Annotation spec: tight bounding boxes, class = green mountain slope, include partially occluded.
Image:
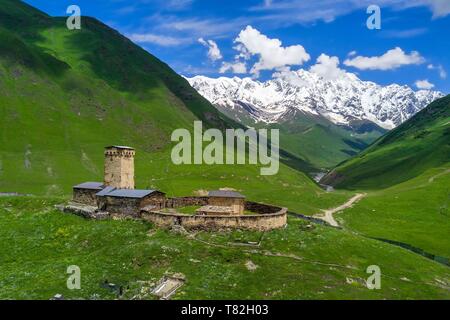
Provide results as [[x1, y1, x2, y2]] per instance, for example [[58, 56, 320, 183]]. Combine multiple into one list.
[[321, 95, 450, 189], [0, 0, 334, 213], [214, 102, 385, 170], [340, 166, 450, 258], [0, 0, 222, 192], [269, 114, 384, 170], [0, 0, 233, 128]]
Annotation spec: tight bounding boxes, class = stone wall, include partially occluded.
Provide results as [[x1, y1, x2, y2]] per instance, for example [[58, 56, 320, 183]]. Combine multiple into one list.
[[141, 193, 166, 210], [142, 209, 287, 231], [99, 193, 166, 217], [102, 196, 142, 217], [73, 189, 98, 206], [165, 197, 209, 208], [209, 197, 244, 215], [104, 147, 135, 189], [142, 197, 287, 231], [245, 201, 282, 214], [70, 194, 287, 231]]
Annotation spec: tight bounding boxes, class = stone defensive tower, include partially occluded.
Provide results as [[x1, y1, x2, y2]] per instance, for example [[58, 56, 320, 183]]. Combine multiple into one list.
[[104, 146, 135, 189]]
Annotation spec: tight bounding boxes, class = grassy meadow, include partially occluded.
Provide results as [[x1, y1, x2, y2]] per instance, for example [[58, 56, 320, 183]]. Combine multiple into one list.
[[339, 166, 450, 258], [1, 196, 449, 300]]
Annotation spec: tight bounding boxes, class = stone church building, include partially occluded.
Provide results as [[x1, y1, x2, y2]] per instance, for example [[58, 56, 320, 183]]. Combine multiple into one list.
[[70, 146, 287, 231], [73, 146, 165, 215]]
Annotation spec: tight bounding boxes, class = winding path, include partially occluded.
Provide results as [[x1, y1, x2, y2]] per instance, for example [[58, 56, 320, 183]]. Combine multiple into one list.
[[314, 193, 366, 227], [428, 168, 450, 183]]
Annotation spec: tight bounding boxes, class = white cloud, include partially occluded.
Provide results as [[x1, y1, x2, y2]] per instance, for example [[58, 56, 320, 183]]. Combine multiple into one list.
[[115, 6, 137, 15], [251, 0, 450, 24], [234, 25, 310, 76], [415, 79, 435, 89], [157, 16, 247, 38], [219, 61, 247, 74], [396, 0, 450, 18], [128, 33, 187, 46], [182, 64, 217, 76], [344, 47, 425, 70], [132, 1, 449, 50], [416, 0, 450, 18], [348, 51, 357, 57], [381, 28, 428, 38], [166, 0, 194, 10], [310, 54, 347, 81], [272, 67, 308, 87], [428, 64, 447, 79], [198, 38, 222, 61]]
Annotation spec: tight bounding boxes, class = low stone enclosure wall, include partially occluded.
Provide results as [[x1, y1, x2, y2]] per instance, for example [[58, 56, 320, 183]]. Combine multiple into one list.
[[165, 196, 209, 208], [142, 197, 287, 231]]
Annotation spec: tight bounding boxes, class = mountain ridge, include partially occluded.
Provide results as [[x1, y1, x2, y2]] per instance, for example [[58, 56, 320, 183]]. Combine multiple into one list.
[[320, 94, 450, 189], [186, 70, 443, 130], [187, 70, 442, 169]]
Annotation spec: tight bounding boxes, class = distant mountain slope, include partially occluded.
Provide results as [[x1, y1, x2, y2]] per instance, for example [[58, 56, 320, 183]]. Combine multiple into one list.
[[186, 73, 442, 169], [321, 95, 450, 189], [261, 112, 384, 170]]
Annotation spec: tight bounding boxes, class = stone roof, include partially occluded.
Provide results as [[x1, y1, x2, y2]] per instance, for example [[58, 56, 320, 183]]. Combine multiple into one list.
[[73, 182, 104, 190], [208, 190, 245, 199], [95, 186, 115, 197], [105, 145, 135, 150], [97, 188, 163, 199]]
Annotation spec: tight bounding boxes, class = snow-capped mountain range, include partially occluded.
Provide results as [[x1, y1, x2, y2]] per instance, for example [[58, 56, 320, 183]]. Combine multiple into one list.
[[186, 70, 443, 130]]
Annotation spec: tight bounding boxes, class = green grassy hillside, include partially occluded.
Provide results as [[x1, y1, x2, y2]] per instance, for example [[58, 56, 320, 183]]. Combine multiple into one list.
[[0, 0, 319, 204], [321, 95, 450, 189], [1, 196, 449, 300], [338, 166, 449, 258]]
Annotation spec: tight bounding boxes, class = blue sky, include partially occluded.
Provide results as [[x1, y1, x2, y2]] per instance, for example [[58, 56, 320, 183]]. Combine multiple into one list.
[[25, 0, 450, 93]]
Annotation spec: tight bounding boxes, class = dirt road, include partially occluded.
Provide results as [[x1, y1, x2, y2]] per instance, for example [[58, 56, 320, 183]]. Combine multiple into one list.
[[314, 193, 366, 227]]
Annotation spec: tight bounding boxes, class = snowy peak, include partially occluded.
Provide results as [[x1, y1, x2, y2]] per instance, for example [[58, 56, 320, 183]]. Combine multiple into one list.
[[186, 70, 443, 130]]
